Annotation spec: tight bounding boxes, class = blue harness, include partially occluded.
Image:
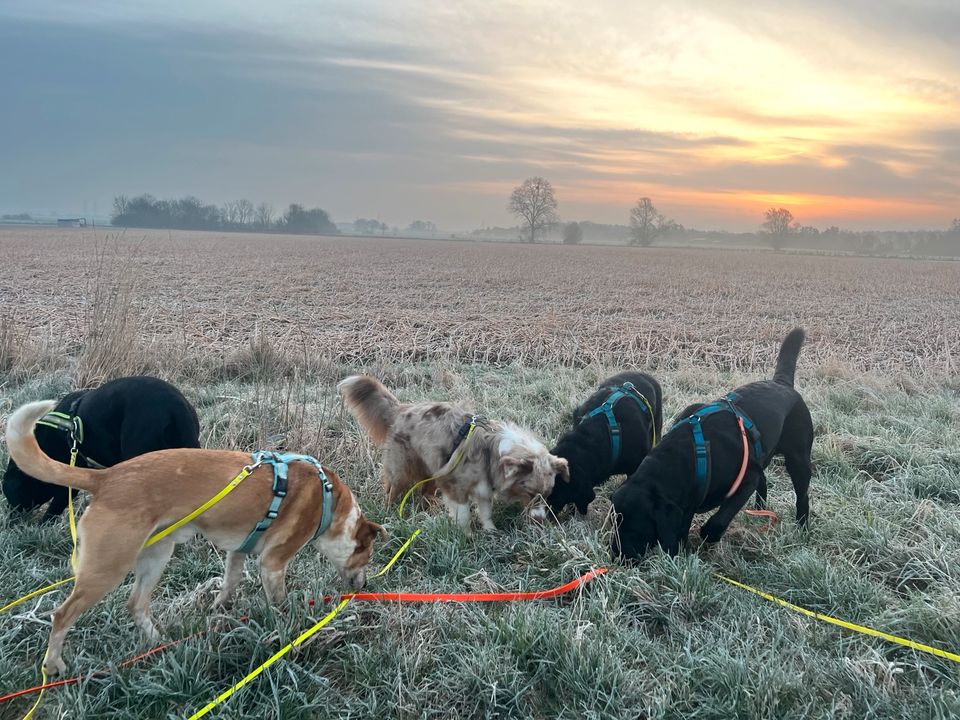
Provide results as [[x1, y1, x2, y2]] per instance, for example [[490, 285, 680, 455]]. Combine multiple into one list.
[[670, 392, 764, 491], [237, 451, 336, 554], [580, 382, 656, 465]]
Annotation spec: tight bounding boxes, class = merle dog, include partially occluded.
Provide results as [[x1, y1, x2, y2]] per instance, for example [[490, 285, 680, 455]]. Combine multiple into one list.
[[547, 372, 662, 516], [3, 376, 200, 521], [612, 329, 812, 559]]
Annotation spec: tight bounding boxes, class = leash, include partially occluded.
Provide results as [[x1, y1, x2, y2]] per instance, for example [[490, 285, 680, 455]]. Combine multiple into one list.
[[186, 528, 423, 720], [397, 416, 479, 516], [716, 574, 960, 664], [1, 566, 607, 708]]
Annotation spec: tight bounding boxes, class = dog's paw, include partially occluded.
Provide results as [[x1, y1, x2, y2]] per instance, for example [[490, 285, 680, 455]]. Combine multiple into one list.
[[43, 653, 67, 676]]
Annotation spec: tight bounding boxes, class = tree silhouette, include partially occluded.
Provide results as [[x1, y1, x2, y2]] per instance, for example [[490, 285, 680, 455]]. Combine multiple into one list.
[[629, 197, 676, 246], [760, 208, 798, 250], [509, 177, 559, 243]]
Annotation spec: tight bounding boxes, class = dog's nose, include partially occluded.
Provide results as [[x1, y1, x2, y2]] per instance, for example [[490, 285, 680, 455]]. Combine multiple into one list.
[[347, 569, 367, 591]]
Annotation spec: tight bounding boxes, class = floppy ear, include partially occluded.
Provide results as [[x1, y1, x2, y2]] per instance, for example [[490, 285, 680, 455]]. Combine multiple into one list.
[[499, 456, 533, 483], [653, 500, 685, 555], [550, 457, 570, 483]]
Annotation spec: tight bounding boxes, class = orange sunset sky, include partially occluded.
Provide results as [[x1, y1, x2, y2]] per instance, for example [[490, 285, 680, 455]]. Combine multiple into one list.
[[2, 0, 958, 230]]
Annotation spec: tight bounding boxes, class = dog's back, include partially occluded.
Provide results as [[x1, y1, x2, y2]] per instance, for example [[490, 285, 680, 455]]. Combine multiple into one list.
[[2, 376, 201, 518]]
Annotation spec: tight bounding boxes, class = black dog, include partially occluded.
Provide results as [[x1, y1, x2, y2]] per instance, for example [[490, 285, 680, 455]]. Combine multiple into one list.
[[3, 376, 200, 521], [612, 328, 812, 559], [547, 372, 663, 515]]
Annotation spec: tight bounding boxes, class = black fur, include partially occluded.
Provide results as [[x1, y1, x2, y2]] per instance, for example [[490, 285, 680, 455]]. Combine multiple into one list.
[[2, 376, 200, 521], [547, 371, 663, 515], [612, 329, 812, 559]]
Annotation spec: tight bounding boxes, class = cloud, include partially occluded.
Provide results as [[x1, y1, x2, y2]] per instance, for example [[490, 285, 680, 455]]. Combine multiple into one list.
[[1, 1, 958, 230]]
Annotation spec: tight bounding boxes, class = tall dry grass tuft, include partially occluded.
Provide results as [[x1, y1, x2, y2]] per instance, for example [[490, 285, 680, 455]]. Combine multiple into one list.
[[0, 313, 19, 373], [74, 235, 146, 388]]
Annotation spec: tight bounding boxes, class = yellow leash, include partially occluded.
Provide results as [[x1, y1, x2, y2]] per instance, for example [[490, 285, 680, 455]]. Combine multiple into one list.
[[2, 462, 262, 616], [187, 528, 422, 720], [716, 574, 960, 664], [397, 420, 478, 516]]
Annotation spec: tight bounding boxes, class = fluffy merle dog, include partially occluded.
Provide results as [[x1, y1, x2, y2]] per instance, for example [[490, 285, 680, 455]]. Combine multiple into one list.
[[612, 329, 812, 559], [3, 376, 200, 521], [547, 372, 662, 516]]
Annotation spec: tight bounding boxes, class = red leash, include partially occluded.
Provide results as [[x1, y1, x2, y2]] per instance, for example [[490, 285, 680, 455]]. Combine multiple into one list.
[[309, 567, 607, 605], [1, 569, 606, 705]]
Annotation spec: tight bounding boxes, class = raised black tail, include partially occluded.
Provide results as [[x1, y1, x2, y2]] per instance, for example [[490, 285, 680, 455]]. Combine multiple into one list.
[[773, 328, 806, 386]]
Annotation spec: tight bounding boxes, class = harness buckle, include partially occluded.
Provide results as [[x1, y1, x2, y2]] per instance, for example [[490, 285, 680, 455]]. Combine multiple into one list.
[[266, 509, 279, 520]]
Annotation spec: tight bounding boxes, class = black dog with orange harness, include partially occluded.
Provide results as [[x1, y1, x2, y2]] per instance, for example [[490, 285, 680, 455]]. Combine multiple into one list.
[[612, 329, 813, 559]]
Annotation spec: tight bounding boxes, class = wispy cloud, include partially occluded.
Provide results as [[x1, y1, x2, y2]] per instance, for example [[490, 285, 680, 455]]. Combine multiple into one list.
[[1, 0, 957, 229]]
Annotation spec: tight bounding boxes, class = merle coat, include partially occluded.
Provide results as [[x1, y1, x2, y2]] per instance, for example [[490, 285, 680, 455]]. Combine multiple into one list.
[[547, 371, 663, 515], [3, 376, 200, 521], [612, 329, 813, 559]]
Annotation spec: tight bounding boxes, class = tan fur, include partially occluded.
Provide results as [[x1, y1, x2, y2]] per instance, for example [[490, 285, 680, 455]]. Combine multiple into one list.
[[338, 375, 568, 533], [4, 400, 384, 676]]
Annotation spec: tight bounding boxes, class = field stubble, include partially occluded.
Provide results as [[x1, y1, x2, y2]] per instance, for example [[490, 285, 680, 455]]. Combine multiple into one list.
[[0, 227, 958, 719]]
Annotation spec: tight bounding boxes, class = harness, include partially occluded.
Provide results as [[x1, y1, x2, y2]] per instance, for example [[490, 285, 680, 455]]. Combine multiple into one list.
[[35, 408, 107, 469], [237, 451, 336, 553], [579, 382, 657, 465], [671, 392, 764, 497]]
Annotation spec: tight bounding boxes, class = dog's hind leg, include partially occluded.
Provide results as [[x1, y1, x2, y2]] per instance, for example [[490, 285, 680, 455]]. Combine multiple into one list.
[[779, 401, 814, 527], [754, 473, 768, 510], [127, 539, 176, 640], [44, 515, 144, 675], [699, 471, 761, 544], [214, 551, 247, 609]]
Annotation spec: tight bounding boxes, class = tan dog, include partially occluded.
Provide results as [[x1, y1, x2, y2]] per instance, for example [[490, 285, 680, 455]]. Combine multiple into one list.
[[338, 375, 569, 531], [5, 400, 384, 676]]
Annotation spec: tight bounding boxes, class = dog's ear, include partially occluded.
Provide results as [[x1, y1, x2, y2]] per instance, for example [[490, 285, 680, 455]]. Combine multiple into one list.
[[550, 456, 570, 483], [500, 456, 534, 483], [652, 499, 685, 555]]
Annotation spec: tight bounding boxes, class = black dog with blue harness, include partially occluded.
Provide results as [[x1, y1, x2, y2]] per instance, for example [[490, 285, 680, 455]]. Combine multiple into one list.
[[548, 371, 663, 515], [669, 392, 764, 492], [612, 328, 814, 560]]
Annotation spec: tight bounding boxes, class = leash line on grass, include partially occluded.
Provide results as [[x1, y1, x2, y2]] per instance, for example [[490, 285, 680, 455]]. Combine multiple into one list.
[[186, 528, 423, 719], [716, 573, 960, 664]]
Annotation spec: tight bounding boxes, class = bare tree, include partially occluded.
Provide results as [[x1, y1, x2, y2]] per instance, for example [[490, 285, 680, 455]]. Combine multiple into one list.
[[951, 218, 960, 233], [255, 202, 274, 230], [508, 176, 559, 243], [235, 198, 254, 226], [629, 197, 676, 247], [760, 208, 798, 250]]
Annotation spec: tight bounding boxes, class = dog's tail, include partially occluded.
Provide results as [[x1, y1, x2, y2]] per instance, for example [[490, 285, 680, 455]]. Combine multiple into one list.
[[338, 375, 401, 446], [773, 328, 806, 386], [5, 400, 102, 492]]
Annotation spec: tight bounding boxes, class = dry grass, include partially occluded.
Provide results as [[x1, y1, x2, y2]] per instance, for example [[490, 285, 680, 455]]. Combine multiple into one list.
[[0, 226, 958, 719], [0, 226, 957, 378]]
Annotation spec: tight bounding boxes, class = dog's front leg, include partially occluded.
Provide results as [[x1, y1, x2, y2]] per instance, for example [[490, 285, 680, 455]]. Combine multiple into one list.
[[442, 493, 473, 535], [259, 548, 290, 605], [127, 540, 176, 641], [699, 471, 761, 544], [213, 551, 247, 609]]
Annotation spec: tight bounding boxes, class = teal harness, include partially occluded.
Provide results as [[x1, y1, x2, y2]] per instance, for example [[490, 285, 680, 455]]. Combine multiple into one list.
[[671, 392, 764, 491], [36, 410, 107, 469], [237, 451, 336, 554], [580, 382, 655, 465]]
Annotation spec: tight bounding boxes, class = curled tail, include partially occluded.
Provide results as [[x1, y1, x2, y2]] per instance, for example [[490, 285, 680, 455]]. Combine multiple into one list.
[[5, 400, 102, 492], [773, 328, 806, 386], [338, 375, 401, 446]]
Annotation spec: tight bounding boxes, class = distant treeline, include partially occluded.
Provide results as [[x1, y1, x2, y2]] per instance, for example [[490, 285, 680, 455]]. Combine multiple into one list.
[[470, 221, 960, 257], [110, 195, 338, 235]]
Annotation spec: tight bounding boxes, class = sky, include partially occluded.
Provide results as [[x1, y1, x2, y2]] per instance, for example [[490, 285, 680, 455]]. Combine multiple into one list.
[[1, 0, 958, 231]]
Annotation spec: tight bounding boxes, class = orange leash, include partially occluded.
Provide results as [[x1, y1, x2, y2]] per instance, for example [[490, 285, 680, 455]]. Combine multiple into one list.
[[1, 568, 606, 706], [725, 416, 750, 498], [310, 567, 607, 605]]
